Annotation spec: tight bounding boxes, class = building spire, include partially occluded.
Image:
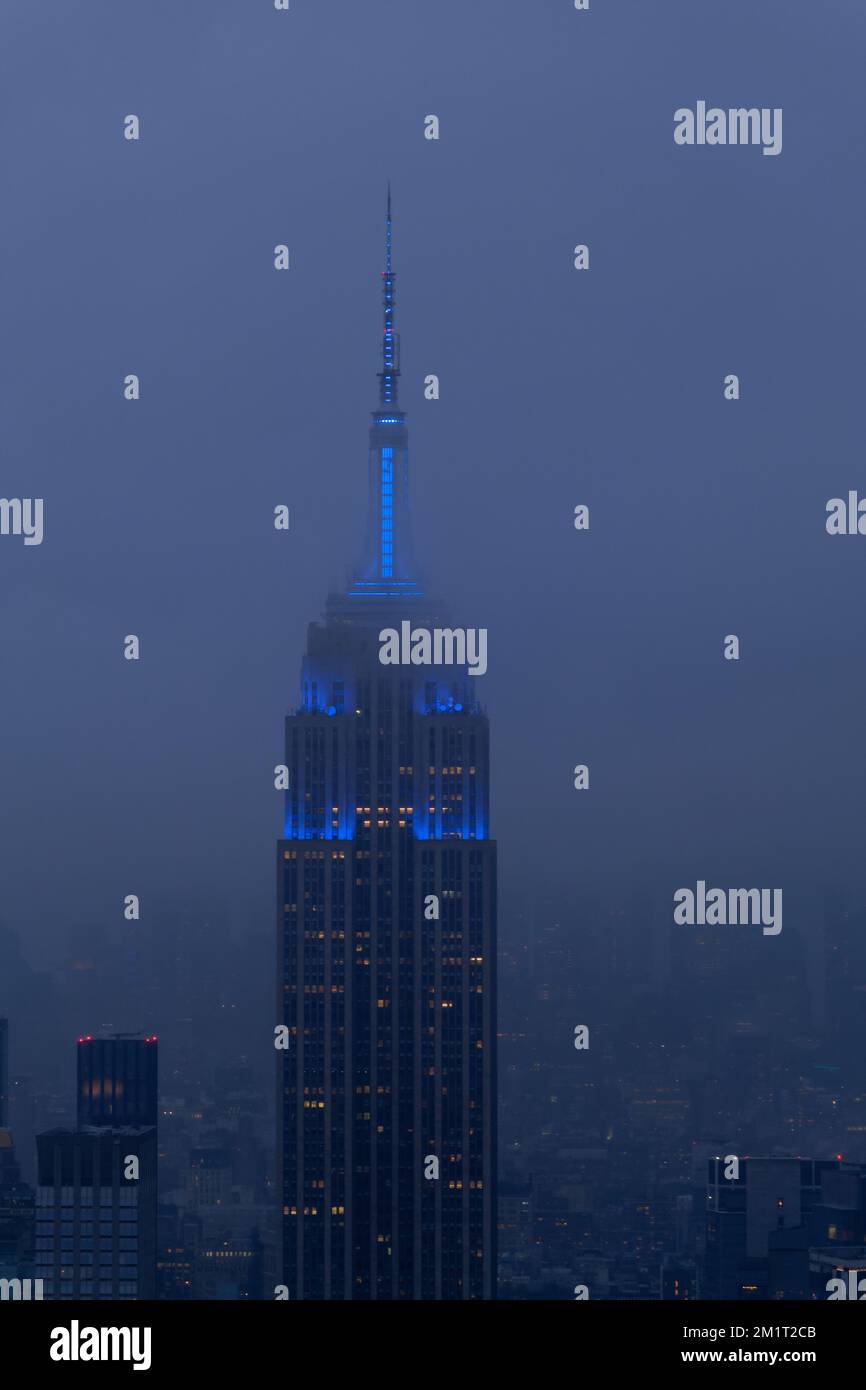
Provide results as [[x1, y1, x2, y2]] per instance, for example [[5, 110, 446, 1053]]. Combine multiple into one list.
[[337, 189, 424, 605], [379, 184, 400, 408]]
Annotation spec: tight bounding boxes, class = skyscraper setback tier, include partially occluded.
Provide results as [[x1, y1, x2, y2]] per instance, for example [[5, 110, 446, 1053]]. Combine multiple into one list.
[[277, 192, 496, 1299]]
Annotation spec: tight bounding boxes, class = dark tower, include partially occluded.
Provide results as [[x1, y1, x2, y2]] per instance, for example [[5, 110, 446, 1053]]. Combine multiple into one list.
[[77, 1035, 159, 1130], [277, 194, 497, 1299]]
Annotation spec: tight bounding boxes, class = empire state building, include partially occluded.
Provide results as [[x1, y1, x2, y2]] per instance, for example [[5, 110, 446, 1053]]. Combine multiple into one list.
[[276, 193, 497, 1299]]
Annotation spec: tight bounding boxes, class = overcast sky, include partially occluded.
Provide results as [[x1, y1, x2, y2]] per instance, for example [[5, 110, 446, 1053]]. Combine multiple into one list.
[[1, 0, 864, 975]]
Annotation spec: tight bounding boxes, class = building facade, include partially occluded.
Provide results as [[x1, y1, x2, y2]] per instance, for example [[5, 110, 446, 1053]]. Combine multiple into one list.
[[35, 1126, 157, 1300], [277, 195, 496, 1299]]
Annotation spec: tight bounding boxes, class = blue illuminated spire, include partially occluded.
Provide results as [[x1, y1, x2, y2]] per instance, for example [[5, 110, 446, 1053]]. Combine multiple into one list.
[[335, 188, 427, 608], [378, 184, 400, 408]]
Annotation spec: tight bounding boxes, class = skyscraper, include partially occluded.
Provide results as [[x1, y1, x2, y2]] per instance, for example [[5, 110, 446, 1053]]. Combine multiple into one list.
[[31, 1034, 159, 1300], [35, 1127, 157, 1300], [77, 1034, 158, 1130], [277, 193, 497, 1299]]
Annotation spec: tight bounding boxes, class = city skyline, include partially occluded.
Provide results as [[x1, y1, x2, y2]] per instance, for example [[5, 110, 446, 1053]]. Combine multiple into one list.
[[0, 0, 864, 1332]]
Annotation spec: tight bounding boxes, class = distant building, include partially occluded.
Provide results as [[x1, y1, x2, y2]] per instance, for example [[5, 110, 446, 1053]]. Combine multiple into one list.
[[705, 1156, 843, 1299], [0, 1128, 35, 1288], [0, 1019, 7, 1127], [188, 1147, 233, 1210], [660, 1255, 698, 1300], [156, 1202, 194, 1300]]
